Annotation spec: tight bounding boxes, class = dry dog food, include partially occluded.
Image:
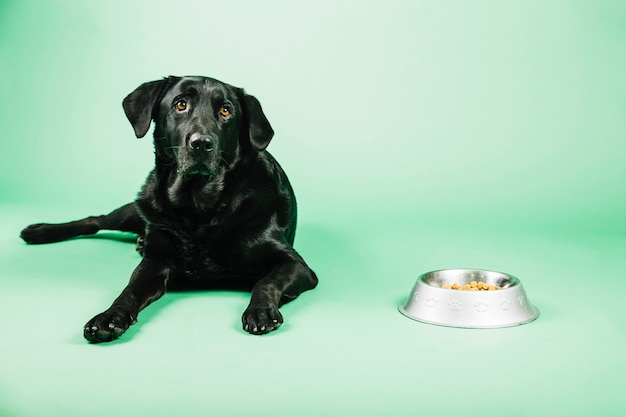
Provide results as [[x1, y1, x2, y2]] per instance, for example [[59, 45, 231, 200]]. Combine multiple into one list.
[[442, 281, 500, 291]]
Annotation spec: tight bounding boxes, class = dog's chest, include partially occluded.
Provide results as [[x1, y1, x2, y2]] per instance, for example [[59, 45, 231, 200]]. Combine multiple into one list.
[[174, 224, 241, 279]]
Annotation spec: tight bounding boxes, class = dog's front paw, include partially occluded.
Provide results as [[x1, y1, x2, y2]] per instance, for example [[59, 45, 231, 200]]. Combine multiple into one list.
[[84, 308, 135, 343], [242, 303, 283, 335]]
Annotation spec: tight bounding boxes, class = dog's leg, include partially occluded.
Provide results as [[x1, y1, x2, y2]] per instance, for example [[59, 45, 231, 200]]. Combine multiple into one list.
[[20, 202, 144, 244], [83, 257, 171, 343], [242, 260, 318, 335], [83, 227, 175, 343]]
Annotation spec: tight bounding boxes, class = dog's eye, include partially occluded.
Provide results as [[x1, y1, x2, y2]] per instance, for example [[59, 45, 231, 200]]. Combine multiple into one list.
[[175, 100, 188, 112], [219, 106, 231, 118]]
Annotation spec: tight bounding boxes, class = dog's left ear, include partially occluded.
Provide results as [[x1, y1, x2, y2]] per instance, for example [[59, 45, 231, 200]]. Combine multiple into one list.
[[122, 77, 175, 138], [241, 93, 274, 151]]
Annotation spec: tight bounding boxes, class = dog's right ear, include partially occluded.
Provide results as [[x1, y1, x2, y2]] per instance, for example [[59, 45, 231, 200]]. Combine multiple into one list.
[[122, 78, 173, 138]]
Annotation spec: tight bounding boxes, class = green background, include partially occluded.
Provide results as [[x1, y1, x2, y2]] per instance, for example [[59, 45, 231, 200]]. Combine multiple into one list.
[[1, 1, 625, 416]]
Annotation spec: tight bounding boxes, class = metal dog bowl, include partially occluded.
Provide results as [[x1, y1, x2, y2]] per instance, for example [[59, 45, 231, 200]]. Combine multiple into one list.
[[399, 269, 539, 328]]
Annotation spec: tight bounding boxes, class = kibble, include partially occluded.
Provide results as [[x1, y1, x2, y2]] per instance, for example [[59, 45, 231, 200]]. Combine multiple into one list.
[[441, 281, 499, 291]]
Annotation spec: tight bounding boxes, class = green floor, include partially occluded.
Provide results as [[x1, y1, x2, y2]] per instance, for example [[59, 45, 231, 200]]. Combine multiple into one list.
[[2, 1, 626, 415], [1, 206, 625, 416]]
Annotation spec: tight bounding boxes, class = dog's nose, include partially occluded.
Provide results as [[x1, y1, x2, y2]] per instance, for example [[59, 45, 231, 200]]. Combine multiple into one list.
[[189, 134, 214, 151]]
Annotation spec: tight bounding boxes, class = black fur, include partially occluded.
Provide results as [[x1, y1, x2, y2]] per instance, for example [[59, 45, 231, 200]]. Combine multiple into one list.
[[20, 76, 318, 343]]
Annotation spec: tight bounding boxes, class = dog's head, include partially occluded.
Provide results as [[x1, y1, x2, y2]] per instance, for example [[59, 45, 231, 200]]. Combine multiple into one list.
[[122, 76, 274, 180]]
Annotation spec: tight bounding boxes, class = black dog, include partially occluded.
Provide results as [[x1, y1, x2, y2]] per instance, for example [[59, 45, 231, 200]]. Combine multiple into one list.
[[20, 76, 318, 343]]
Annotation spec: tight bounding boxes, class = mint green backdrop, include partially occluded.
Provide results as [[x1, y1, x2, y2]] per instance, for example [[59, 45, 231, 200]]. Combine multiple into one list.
[[1, 1, 625, 416]]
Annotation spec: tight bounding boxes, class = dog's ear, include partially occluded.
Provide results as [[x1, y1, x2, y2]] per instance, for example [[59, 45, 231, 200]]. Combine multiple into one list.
[[122, 78, 172, 138], [241, 93, 274, 151]]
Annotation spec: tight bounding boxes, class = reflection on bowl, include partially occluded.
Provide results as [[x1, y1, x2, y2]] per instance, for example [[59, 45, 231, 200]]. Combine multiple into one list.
[[399, 269, 539, 328]]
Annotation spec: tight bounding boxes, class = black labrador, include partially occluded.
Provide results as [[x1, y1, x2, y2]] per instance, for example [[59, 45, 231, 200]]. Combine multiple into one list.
[[20, 76, 318, 343]]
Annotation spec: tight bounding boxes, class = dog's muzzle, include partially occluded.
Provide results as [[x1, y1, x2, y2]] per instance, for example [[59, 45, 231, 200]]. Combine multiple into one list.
[[177, 133, 220, 178]]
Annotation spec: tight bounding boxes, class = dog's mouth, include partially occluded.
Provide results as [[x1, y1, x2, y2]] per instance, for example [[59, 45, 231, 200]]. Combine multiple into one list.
[[177, 161, 219, 179], [176, 145, 226, 180]]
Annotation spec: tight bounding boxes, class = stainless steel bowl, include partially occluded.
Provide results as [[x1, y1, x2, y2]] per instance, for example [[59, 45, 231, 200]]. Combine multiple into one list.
[[399, 269, 539, 328]]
